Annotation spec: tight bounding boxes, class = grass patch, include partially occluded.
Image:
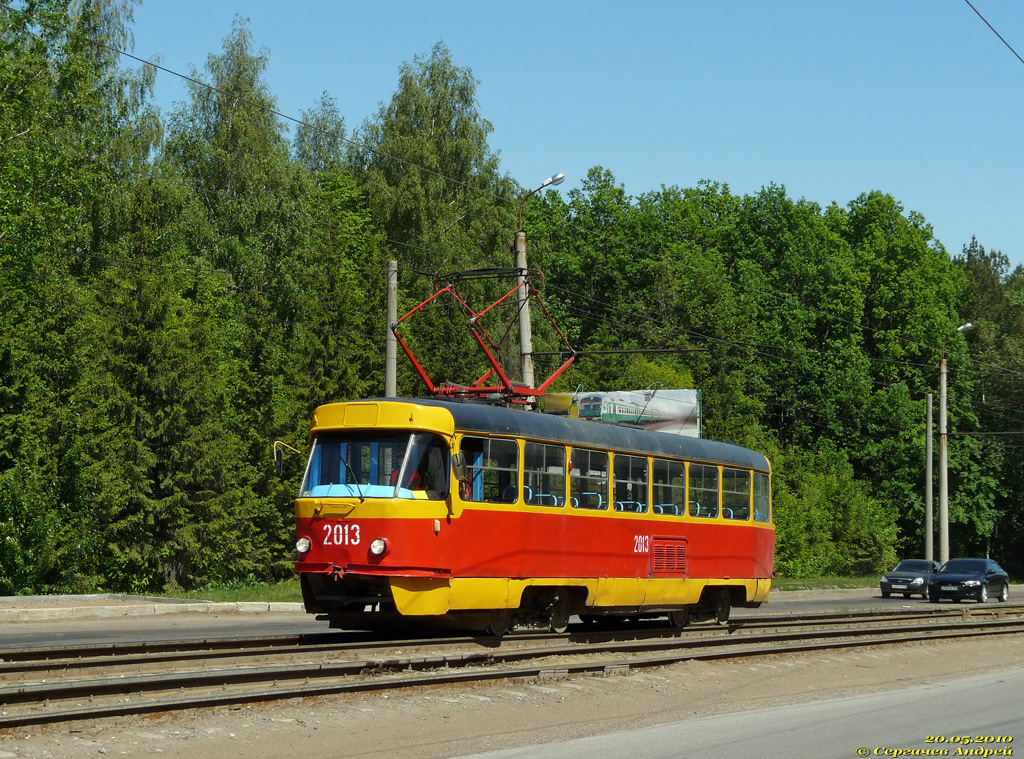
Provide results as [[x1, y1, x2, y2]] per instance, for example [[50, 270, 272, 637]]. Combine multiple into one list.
[[773, 576, 877, 591], [168, 578, 303, 603]]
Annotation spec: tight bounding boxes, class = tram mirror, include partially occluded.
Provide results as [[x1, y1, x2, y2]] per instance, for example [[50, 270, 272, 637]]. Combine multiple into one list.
[[452, 452, 468, 482]]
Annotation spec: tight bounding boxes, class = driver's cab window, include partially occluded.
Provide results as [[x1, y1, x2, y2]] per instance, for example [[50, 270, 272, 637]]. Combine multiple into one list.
[[302, 431, 449, 500], [400, 434, 450, 500]]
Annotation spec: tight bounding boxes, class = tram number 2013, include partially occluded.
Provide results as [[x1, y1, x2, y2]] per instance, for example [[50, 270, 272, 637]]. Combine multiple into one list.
[[322, 523, 360, 546], [633, 535, 650, 554]]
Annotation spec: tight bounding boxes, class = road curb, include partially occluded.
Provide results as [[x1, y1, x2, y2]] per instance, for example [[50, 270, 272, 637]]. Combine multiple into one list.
[[0, 597, 306, 623]]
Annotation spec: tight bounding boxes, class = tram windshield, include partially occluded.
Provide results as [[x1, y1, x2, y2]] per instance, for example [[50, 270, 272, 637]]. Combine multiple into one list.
[[301, 431, 449, 500]]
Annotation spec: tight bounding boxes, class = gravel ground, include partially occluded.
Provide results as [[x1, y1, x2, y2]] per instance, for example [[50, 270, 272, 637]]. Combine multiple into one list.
[[3, 629, 1023, 759]]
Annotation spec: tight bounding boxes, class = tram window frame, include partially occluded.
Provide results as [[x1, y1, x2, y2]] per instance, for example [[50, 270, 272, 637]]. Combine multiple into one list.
[[753, 472, 771, 522], [688, 463, 719, 518], [613, 454, 648, 513], [651, 458, 686, 517], [569, 448, 609, 510], [524, 442, 566, 507], [459, 436, 519, 504], [722, 467, 751, 521]]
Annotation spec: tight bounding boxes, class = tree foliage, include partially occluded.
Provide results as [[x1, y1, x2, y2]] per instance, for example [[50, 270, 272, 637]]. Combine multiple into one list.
[[2, 13, 1022, 593]]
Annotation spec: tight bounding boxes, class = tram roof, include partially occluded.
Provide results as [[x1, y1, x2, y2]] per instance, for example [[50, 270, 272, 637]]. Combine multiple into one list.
[[387, 398, 770, 472]]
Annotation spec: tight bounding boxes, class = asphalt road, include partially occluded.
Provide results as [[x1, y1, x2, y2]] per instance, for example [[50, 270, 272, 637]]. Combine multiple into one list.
[[451, 666, 1024, 759], [0, 585, 1012, 649]]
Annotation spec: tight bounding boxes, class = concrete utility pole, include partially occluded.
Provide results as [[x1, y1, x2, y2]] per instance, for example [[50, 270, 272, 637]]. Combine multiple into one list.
[[939, 322, 973, 564], [386, 260, 398, 397], [925, 393, 933, 562], [939, 357, 949, 564], [515, 173, 564, 389], [513, 230, 535, 389]]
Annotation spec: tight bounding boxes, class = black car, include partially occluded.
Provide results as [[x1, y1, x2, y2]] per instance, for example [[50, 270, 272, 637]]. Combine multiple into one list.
[[927, 558, 1010, 603], [880, 559, 940, 599]]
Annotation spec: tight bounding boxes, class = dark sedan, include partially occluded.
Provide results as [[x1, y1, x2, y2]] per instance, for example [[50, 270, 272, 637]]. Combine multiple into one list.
[[927, 558, 1010, 603], [880, 559, 940, 598]]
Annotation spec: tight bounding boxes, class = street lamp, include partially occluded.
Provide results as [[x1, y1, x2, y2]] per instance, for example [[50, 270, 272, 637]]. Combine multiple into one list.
[[939, 321, 973, 564], [514, 173, 565, 389], [518, 173, 564, 232]]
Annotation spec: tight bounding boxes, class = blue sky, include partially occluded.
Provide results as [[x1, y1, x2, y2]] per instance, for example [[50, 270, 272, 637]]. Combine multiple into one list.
[[129, 0, 1024, 269]]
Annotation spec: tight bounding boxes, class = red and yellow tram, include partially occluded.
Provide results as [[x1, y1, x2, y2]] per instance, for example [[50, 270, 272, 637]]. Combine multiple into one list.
[[293, 397, 774, 634]]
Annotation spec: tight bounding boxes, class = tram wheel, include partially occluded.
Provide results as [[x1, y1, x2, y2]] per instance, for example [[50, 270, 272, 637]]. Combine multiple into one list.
[[547, 588, 571, 634], [712, 590, 731, 625], [487, 608, 513, 637], [668, 607, 690, 630]]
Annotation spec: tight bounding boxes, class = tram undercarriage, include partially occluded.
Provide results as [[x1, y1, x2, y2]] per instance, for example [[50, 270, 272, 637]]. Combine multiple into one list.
[[301, 572, 763, 636]]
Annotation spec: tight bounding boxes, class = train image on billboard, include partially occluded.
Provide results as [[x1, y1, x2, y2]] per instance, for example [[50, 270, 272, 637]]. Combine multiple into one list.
[[575, 389, 701, 436]]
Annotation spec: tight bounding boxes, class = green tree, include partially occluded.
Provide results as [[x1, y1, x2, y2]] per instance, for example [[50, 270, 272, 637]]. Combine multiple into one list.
[[1, 0, 153, 592], [349, 41, 515, 271], [348, 42, 519, 394], [156, 16, 305, 587]]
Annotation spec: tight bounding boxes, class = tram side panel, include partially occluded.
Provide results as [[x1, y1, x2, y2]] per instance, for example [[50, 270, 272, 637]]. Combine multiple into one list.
[[443, 503, 774, 579], [296, 494, 773, 616]]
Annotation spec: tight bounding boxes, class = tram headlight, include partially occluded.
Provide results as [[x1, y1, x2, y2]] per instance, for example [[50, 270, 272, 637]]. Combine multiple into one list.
[[295, 536, 312, 554], [369, 538, 388, 556]]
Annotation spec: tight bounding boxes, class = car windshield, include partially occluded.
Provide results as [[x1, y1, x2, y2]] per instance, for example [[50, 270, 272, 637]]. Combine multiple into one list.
[[939, 559, 986, 574], [893, 561, 933, 573]]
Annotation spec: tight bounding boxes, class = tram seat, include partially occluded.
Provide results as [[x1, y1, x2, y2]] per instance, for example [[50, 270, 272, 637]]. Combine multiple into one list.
[[578, 492, 604, 509], [502, 485, 527, 502], [654, 503, 678, 515], [691, 504, 718, 518], [754, 509, 767, 521], [723, 508, 733, 519], [532, 492, 558, 506], [614, 501, 643, 513]]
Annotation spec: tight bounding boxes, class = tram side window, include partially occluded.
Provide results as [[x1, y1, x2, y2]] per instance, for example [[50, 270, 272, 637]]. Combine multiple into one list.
[[613, 454, 648, 513], [688, 463, 719, 518], [722, 468, 751, 520], [460, 436, 519, 503], [651, 459, 686, 517], [570, 448, 609, 510], [753, 472, 771, 522], [524, 442, 566, 507]]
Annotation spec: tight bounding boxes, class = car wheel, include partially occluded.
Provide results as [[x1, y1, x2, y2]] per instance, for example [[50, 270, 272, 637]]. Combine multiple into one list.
[[929, 593, 940, 603], [999, 583, 1009, 603], [903, 592, 912, 598], [881, 591, 890, 598], [979, 585, 988, 604]]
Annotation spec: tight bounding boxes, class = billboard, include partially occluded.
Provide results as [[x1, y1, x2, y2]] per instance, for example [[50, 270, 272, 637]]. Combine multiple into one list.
[[546, 389, 702, 437]]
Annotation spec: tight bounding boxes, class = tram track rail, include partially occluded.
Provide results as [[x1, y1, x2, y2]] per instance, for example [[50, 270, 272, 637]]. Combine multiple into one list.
[[2, 604, 1023, 731]]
